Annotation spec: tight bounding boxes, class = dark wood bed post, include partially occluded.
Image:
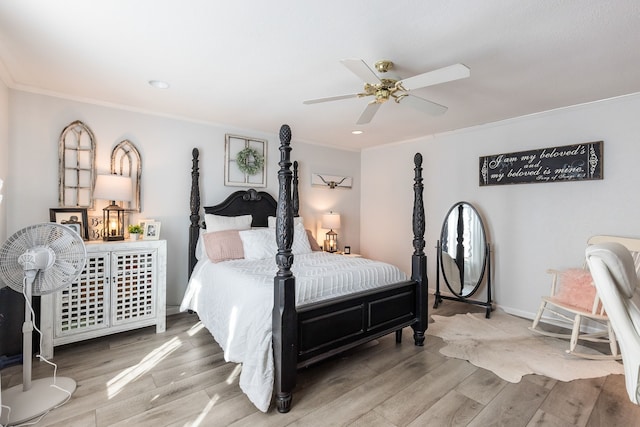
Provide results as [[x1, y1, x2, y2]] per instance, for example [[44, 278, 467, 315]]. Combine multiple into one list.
[[411, 153, 428, 346], [292, 160, 299, 216], [188, 148, 201, 278], [455, 203, 465, 295], [273, 124, 297, 413]]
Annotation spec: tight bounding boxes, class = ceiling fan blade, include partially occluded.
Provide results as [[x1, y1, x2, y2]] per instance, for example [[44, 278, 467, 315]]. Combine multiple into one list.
[[356, 102, 381, 125], [398, 94, 448, 116], [340, 59, 381, 83], [303, 93, 360, 104], [399, 63, 470, 91]]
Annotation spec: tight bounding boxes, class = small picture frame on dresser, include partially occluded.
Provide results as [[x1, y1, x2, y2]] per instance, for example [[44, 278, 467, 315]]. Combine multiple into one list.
[[50, 207, 89, 240], [143, 221, 161, 240], [344, 246, 351, 254]]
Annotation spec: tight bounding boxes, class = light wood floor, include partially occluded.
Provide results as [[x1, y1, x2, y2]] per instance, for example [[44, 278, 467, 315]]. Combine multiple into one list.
[[3, 297, 640, 427]]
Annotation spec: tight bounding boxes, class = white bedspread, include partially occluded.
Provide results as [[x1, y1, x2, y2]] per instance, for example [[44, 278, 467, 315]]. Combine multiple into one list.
[[179, 251, 408, 412]]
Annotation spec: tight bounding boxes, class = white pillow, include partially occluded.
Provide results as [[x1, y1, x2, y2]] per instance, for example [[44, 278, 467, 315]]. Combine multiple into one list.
[[291, 222, 312, 255], [267, 216, 304, 228], [239, 223, 312, 259], [205, 214, 252, 232], [239, 228, 276, 260]]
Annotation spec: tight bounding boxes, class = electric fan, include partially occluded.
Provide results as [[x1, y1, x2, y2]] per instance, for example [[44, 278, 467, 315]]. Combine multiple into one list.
[[0, 223, 86, 426]]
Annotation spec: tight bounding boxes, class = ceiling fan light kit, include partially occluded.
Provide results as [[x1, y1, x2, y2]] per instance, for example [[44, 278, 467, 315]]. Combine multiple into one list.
[[374, 60, 394, 73], [304, 58, 470, 124]]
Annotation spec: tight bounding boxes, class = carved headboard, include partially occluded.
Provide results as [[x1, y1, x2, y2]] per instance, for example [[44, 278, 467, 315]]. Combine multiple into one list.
[[187, 147, 299, 277], [203, 188, 277, 228]]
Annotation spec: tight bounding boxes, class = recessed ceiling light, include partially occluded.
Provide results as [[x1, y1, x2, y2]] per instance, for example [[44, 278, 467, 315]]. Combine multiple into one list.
[[148, 80, 170, 89], [351, 130, 363, 135]]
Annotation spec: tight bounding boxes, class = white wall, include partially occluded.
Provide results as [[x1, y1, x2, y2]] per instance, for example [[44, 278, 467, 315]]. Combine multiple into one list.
[[6, 91, 360, 307], [293, 143, 361, 253], [362, 93, 640, 318], [0, 79, 8, 243]]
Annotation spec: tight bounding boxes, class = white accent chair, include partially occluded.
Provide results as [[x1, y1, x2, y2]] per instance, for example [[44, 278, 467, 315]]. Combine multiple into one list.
[[586, 242, 640, 405]]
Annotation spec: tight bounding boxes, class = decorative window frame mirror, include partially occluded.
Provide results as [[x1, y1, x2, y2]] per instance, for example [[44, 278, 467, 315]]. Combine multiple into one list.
[[111, 140, 142, 212], [58, 120, 96, 208]]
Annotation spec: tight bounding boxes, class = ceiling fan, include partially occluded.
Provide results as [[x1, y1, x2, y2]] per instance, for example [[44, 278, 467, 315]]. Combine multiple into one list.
[[303, 59, 470, 125]]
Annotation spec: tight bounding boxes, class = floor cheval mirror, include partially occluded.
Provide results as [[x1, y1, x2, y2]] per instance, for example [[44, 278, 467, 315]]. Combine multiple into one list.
[[433, 201, 493, 318]]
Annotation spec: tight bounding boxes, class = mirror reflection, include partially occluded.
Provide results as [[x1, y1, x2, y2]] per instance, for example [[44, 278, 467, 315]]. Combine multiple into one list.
[[440, 202, 487, 297]]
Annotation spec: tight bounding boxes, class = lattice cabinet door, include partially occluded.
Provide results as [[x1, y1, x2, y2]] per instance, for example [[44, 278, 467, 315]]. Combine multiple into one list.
[[111, 248, 157, 326], [40, 240, 166, 359], [55, 251, 110, 337]]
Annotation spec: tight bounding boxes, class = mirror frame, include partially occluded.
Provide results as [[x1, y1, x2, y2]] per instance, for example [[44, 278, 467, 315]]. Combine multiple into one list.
[[438, 201, 488, 298]]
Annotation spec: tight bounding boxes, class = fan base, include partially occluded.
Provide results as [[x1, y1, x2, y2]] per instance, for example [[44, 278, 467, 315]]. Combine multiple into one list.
[[0, 376, 76, 426]]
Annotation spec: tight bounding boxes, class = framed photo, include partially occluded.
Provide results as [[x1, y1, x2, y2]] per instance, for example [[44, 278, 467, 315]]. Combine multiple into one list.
[[224, 134, 267, 188], [138, 218, 155, 232], [50, 208, 89, 240], [143, 221, 161, 240]]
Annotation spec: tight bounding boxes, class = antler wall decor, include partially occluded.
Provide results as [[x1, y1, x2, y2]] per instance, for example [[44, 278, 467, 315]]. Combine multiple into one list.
[[311, 173, 353, 189]]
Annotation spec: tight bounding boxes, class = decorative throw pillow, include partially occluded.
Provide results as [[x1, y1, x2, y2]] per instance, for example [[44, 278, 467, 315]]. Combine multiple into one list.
[[205, 214, 252, 232], [202, 230, 244, 263], [306, 229, 322, 251], [554, 268, 599, 312]]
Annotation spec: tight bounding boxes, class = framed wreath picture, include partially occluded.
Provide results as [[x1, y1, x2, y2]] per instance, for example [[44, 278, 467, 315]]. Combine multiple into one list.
[[224, 134, 267, 187]]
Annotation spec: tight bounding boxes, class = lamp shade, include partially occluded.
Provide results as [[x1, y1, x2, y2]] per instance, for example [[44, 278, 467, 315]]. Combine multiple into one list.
[[322, 212, 341, 230], [94, 174, 133, 202]]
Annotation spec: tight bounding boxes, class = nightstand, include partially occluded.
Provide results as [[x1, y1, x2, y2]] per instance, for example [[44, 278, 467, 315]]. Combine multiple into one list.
[[40, 239, 167, 358], [339, 252, 362, 258]]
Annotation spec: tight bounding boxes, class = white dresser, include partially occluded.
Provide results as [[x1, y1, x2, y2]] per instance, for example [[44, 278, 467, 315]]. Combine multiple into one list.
[[40, 239, 167, 359]]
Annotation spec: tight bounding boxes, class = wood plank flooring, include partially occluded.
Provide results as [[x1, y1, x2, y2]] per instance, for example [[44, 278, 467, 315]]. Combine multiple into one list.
[[2, 297, 640, 426]]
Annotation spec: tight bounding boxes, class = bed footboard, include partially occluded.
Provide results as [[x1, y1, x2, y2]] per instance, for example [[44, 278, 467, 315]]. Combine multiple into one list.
[[297, 280, 419, 366], [272, 136, 427, 413]]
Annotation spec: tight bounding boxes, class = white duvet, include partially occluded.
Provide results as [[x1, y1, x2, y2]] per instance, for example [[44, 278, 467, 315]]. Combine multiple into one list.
[[179, 251, 407, 412]]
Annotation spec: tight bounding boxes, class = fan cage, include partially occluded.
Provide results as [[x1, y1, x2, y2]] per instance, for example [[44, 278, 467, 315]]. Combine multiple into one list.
[[0, 223, 86, 295]]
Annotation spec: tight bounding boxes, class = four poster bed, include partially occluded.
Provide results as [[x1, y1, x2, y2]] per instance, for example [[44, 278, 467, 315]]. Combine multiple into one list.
[[181, 124, 428, 413]]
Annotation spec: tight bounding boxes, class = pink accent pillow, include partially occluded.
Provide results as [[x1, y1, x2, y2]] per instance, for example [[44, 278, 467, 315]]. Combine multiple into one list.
[[553, 268, 600, 312], [306, 229, 322, 251], [203, 230, 244, 263]]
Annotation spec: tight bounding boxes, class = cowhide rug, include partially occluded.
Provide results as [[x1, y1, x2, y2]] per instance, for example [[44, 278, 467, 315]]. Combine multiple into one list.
[[426, 310, 624, 383]]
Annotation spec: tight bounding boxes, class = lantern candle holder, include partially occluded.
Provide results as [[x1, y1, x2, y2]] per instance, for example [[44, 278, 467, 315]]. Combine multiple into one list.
[[321, 211, 341, 253], [94, 174, 132, 241]]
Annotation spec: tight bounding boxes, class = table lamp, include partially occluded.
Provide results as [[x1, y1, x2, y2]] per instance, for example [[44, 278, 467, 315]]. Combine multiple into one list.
[[94, 174, 132, 241]]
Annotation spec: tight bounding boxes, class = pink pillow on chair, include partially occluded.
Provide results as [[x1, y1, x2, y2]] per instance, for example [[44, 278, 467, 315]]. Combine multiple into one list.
[[553, 268, 600, 312]]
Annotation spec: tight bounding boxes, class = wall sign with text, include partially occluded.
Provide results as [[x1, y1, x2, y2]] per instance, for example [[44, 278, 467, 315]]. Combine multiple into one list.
[[479, 141, 603, 186]]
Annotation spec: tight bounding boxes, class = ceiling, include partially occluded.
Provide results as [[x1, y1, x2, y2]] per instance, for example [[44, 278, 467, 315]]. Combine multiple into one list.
[[1, 1, 639, 151]]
